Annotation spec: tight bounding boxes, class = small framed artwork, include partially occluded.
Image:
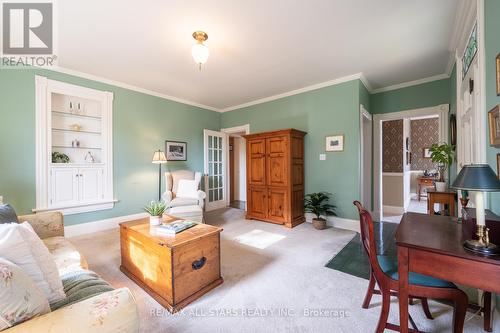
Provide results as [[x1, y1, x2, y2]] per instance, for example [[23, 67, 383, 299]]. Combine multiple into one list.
[[488, 105, 500, 147], [496, 53, 500, 96], [423, 148, 432, 158], [325, 134, 344, 152], [165, 140, 187, 161]]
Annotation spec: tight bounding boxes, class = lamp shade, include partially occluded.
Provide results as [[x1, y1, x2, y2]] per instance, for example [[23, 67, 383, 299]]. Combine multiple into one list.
[[451, 164, 500, 191], [152, 150, 167, 164]]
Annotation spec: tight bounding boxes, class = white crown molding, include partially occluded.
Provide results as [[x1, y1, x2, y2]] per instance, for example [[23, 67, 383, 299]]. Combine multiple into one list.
[[48, 66, 221, 112], [371, 73, 450, 94], [219, 73, 366, 112], [359, 73, 373, 92]]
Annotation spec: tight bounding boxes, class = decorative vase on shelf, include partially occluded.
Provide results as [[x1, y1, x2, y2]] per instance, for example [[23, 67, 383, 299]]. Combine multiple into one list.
[[149, 215, 161, 226]]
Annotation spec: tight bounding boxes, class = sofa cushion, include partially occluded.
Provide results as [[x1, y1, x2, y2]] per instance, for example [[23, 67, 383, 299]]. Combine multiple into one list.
[[0, 204, 18, 224], [0, 257, 50, 331], [50, 270, 114, 311], [169, 197, 199, 207], [43, 237, 89, 275], [0, 223, 66, 303]]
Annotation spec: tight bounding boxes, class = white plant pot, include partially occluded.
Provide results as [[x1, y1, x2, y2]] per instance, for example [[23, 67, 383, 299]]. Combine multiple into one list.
[[435, 181, 447, 192], [149, 215, 161, 226]]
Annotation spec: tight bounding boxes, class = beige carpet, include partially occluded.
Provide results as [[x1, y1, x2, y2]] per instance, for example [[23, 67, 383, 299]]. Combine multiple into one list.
[[70, 208, 487, 333]]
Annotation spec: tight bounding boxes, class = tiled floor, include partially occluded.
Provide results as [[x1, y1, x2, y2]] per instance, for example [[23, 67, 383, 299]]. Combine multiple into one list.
[[229, 200, 245, 210], [382, 198, 427, 223]]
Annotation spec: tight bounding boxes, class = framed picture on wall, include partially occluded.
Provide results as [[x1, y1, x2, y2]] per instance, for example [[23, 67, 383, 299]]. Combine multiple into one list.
[[423, 148, 432, 158], [488, 105, 500, 147], [165, 140, 187, 161], [325, 134, 344, 152]]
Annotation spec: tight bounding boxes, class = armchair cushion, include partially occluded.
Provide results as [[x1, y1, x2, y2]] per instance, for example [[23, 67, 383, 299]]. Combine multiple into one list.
[[169, 197, 199, 208], [176, 179, 199, 199]]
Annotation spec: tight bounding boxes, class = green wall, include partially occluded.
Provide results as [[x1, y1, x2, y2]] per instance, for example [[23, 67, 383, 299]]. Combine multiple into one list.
[[371, 78, 451, 114], [0, 68, 220, 226], [221, 80, 364, 220], [485, 0, 500, 215]]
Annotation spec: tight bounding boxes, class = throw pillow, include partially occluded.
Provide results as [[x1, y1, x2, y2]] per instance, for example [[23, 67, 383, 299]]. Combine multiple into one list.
[[0, 204, 18, 224], [0, 223, 66, 303], [0, 257, 50, 331], [176, 179, 198, 199]]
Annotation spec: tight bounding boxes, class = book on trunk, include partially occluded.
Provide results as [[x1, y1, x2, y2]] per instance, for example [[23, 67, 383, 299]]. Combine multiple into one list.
[[156, 220, 197, 235]]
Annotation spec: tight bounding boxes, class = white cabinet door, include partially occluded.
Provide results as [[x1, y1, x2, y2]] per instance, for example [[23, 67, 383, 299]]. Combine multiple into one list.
[[79, 168, 103, 203], [51, 168, 79, 207]]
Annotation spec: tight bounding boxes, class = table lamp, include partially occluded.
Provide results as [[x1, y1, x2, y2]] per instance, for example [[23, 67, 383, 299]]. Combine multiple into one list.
[[451, 164, 500, 255], [152, 150, 167, 201]]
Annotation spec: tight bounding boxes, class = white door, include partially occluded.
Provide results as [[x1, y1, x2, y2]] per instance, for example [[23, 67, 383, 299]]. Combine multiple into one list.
[[50, 168, 79, 207], [79, 168, 103, 203], [204, 129, 227, 211], [360, 106, 372, 210]]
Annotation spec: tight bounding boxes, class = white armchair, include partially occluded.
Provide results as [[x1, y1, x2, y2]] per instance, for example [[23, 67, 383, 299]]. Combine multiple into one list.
[[162, 170, 206, 209]]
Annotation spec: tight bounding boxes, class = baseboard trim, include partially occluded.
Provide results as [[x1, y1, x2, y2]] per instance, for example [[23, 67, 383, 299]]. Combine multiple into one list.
[[305, 213, 359, 233], [383, 205, 405, 215], [65, 212, 148, 238]]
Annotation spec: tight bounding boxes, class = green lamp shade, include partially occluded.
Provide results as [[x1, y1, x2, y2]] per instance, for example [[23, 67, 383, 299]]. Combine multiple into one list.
[[451, 164, 500, 191]]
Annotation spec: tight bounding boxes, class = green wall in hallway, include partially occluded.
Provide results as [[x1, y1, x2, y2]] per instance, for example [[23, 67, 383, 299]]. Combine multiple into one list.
[[370, 78, 451, 114], [221, 80, 364, 220], [0, 68, 220, 226], [485, 0, 500, 215]]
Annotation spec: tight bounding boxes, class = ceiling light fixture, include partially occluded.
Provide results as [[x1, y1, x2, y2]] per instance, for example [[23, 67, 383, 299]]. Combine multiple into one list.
[[192, 31, 209, 70]]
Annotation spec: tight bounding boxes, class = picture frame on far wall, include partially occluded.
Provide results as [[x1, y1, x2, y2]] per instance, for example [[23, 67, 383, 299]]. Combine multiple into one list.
[[325, 134, 344, 152], [497, 154, 500, 180], [165, 140, 187, 161], [488, 105, 500, 147], [423, 148, 432, 158]]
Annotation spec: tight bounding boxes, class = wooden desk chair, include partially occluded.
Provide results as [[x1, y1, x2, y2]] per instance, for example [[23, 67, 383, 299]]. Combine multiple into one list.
[[353, 201, 468, 333]]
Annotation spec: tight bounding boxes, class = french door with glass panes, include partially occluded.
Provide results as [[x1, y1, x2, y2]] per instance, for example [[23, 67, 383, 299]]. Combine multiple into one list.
[[203, 130, 227, 211]]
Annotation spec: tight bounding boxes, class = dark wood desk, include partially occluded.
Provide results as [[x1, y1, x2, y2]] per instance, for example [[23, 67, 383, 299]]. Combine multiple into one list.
[[396, 213, 500, 333]]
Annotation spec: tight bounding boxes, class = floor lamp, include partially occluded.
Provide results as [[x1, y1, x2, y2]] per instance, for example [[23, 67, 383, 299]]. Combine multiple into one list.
[[152, 150, 167, 201]]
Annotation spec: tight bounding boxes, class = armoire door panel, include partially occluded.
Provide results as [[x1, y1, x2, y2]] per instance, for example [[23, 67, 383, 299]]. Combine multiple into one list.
[[248, 139, 266, 186], [267, 188, 287, 224], [247, 187, 267, 220], [291, 189, 304, 220], [266, 136, 288, 187]]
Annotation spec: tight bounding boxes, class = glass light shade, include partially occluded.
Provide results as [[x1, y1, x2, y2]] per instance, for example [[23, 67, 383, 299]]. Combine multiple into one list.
[[192, 42, 209, 65], [152, 150, 167, 164]]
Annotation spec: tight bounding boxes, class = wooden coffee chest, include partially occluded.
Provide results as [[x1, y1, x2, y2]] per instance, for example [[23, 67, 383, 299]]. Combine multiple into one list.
[[119, 216, 223, 313]]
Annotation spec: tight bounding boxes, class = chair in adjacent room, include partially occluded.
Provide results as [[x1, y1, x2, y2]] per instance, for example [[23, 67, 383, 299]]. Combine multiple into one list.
[[353, 201, 468, 333]]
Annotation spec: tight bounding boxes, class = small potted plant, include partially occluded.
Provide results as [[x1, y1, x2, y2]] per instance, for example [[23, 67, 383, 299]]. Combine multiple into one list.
[[304, 192, 337, 230], [144, 201, 166, 226], [429, 143, 455, 192]]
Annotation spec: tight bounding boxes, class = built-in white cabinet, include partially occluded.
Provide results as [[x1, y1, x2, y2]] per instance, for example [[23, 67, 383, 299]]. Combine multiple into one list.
[[35, 76, 114, 215]]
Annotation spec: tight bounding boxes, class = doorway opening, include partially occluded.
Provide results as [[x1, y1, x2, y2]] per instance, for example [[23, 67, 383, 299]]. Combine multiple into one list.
[[222, 124, 250, 211], [373, 105, 449, 222]]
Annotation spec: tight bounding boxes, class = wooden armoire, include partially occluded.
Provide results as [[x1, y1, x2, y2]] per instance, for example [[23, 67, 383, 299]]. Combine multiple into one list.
[[243, 129, 306, 228]]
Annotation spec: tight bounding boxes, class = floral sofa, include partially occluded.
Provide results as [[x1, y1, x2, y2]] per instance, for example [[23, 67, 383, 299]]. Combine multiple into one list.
[[4, 212, 139, 333]]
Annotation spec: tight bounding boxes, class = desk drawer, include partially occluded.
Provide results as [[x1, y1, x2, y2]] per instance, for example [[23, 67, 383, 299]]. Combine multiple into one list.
[[420, 179, 434, 186], [172, 234, 220, 303]]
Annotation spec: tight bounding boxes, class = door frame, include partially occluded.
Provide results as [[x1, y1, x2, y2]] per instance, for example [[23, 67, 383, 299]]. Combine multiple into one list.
[[359, 104, 372, 211], [221, 124, 250, 208], [373, 104, 449, 221]]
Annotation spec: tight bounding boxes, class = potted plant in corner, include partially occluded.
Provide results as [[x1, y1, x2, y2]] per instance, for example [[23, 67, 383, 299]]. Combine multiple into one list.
[[429, 143, 455, 192], [304, 192, 336, 230], [144, 200, 166, 226]]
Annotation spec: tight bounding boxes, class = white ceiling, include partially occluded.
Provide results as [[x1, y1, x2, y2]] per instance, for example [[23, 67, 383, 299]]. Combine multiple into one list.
[[56, 0, 460, 111]]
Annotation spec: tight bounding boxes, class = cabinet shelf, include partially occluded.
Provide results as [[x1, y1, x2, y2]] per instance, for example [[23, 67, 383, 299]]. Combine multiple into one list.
[[52, 145, 101, 150], [52, 110, 101, 120], [52, 128, 101, 135]]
